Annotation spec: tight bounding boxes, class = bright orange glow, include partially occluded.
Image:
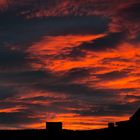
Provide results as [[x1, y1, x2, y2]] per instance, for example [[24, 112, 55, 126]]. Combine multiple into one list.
[[19, 36, 140, 130], [30, 34, 106, 54], [0, 106, 26, 113], [45, 113, 129, 130]]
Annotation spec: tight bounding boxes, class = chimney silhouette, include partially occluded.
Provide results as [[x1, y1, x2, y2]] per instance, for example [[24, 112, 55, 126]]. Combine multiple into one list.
[[46, 122, 62, 133]]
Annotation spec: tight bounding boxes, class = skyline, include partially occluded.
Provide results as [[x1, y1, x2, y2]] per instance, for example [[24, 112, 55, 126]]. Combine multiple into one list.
[[0, 0, 140, 130]]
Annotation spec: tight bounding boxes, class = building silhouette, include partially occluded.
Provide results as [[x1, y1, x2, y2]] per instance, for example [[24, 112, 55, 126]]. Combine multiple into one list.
[[46, 122, 62, 133], [1, 108, 140, 140], [108, 108, 140, 128]]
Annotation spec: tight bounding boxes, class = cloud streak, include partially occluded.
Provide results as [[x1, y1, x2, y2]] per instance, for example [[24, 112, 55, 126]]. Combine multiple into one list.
[[0, 0, 140, 130]]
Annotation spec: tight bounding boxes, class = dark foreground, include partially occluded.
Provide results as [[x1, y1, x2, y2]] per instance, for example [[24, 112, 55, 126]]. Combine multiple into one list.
[[1, 108, 140, 140], [0, 127, 140, 140]]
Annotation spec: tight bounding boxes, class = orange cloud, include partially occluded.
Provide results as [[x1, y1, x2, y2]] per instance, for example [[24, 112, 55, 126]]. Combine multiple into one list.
[[1, 0, 140, 131], [29, 34, 106, 71], [0, 106, 26, 113], [30, 34, 106, 54]]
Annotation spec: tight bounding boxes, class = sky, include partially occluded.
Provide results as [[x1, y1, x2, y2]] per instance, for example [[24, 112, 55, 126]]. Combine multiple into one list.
[[0, 0, 140, 130]]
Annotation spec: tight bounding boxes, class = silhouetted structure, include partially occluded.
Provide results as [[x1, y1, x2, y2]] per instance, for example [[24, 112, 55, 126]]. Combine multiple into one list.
[[108, 108, 140, 129], [115, 108, 140, 128], [1, 108, 140, 140], [46, 122, 62, 133], [130, 108, 140, 122], [46, 122, 63, 139], [108, 122, 115, 129]]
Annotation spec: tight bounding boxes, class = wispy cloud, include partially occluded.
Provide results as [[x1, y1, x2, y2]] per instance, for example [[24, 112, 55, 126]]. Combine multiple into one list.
[[0, 0, 140, 130]]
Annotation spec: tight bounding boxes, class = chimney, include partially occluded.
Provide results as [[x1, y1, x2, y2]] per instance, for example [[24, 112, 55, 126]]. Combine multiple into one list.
[[46, 122, 62, 133], [108, 122, 115, 129]]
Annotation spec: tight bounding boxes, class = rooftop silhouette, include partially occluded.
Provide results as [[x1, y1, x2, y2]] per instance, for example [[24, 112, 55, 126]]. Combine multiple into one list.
[[130, 108, 140, 121], [108, 108, 140, 129], [46, 122, 62, 130], [0, 108, 140, 140]]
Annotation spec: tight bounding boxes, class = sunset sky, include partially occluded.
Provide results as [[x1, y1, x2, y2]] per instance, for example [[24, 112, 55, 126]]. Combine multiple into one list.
[[0, 0, 140, 130]]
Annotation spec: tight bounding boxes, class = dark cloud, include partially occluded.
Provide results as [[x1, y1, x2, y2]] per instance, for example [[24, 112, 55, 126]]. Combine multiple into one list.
[[34, 80, 122, 101], [53, 47, 86, 61], [0, 86, 16, 100], [22, 96, 57, 102], [119, 2, 140, 22], [58, 68, 91, 82], [109, 1, 140, 37], [0, 70, 53, 83], [0, 16, 109, 39], [0, 0, 140, 129], [101, 57, 130, 64], [0, 15, 109, 71], [96, 70, 129, 81], [126, 95, 140, 100], [0, 110, 40, 125], [75, 32, 125, 52], [129, 32, 140, 43], [75, 101, 140, 117], [0, 65, 108, 100], [0, 48, 30, 70]]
